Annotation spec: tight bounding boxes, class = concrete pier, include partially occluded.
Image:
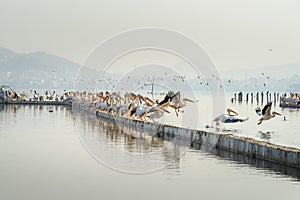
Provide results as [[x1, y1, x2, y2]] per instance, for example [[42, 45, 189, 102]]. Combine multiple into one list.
[[96, 111, 300, 169]]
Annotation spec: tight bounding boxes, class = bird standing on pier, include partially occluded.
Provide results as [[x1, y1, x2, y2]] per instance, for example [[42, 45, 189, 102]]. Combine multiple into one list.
[[255, 102, 281, 125]]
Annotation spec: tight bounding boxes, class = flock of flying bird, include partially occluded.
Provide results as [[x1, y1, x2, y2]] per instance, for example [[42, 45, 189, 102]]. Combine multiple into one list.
[[73, 90, 282, 126]]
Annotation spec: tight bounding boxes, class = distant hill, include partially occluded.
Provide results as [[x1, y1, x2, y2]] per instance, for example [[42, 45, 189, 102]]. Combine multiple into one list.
[[0, 47, 81, 90]]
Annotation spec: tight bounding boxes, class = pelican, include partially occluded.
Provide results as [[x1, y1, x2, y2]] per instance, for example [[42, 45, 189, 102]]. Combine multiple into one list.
[[213, 108, 248, 126], [33, 90, 39, 101], [98, 96, 110, 112], [167, 91, 194, 117], [117, 102, 135, 117], [116, 93, 138, 116], [256, 102, 281, 125], [142, 102, 171, 122], [124, 92, 137, 103], [130, 95, 155, 119]]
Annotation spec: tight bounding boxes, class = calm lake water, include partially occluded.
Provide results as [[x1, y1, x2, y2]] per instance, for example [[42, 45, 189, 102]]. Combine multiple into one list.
[[0, 104, 299, 200]]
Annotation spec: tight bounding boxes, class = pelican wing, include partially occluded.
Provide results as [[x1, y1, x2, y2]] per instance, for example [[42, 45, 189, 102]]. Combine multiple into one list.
[[171, 92, 180, 105], [158, 94, 170, 105], [262, 102, 272, 116], [145, 97, 155, 104]]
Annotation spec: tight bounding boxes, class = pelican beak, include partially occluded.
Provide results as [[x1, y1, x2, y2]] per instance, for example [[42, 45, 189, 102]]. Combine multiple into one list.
[[273, 111, 282, 116], [161, 102, 170, 108], [145, 97, 155, 104], [159, 107, 170, 113], [141, 111, 149, 118], [130, 93, 137, 100], [227, 108, 238, 116], [183, 98, 194, 103], [169, 105, 177, 109], [103, 96, 109, 102]]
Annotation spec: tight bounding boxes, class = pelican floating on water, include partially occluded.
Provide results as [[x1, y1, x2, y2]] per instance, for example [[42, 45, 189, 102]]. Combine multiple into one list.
[[256, 102, 281, 125]]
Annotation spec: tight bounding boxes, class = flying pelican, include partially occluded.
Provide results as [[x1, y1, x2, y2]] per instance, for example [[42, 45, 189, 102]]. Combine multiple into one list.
[[142, 102, 170, 122], [167, 91, 194, 117], [256, 102, 281, 125], [213, 108, 249, 127]]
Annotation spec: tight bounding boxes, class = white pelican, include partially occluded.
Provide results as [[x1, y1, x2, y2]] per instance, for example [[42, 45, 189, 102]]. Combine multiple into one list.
[[256, 102, 281, 125], [98, 96, 110, 112], [213, 108, 248, 126], [124, 92, 137, 103], [167, 91, 194, 117], [117, 102, 135, 117], [130, 95, 155, 119], [142, 102, 171, 121]]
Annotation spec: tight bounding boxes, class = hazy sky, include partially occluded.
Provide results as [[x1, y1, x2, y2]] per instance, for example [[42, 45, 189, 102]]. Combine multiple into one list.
[[1, 0, 299, 71]]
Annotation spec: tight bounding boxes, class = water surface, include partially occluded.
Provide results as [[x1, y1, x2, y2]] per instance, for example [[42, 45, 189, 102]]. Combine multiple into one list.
[[0, 105, 299, 200]]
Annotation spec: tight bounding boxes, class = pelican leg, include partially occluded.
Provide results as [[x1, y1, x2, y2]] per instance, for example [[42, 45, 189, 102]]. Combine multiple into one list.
[[169, 105, 179, 117], [257, 119, 263, 125]]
